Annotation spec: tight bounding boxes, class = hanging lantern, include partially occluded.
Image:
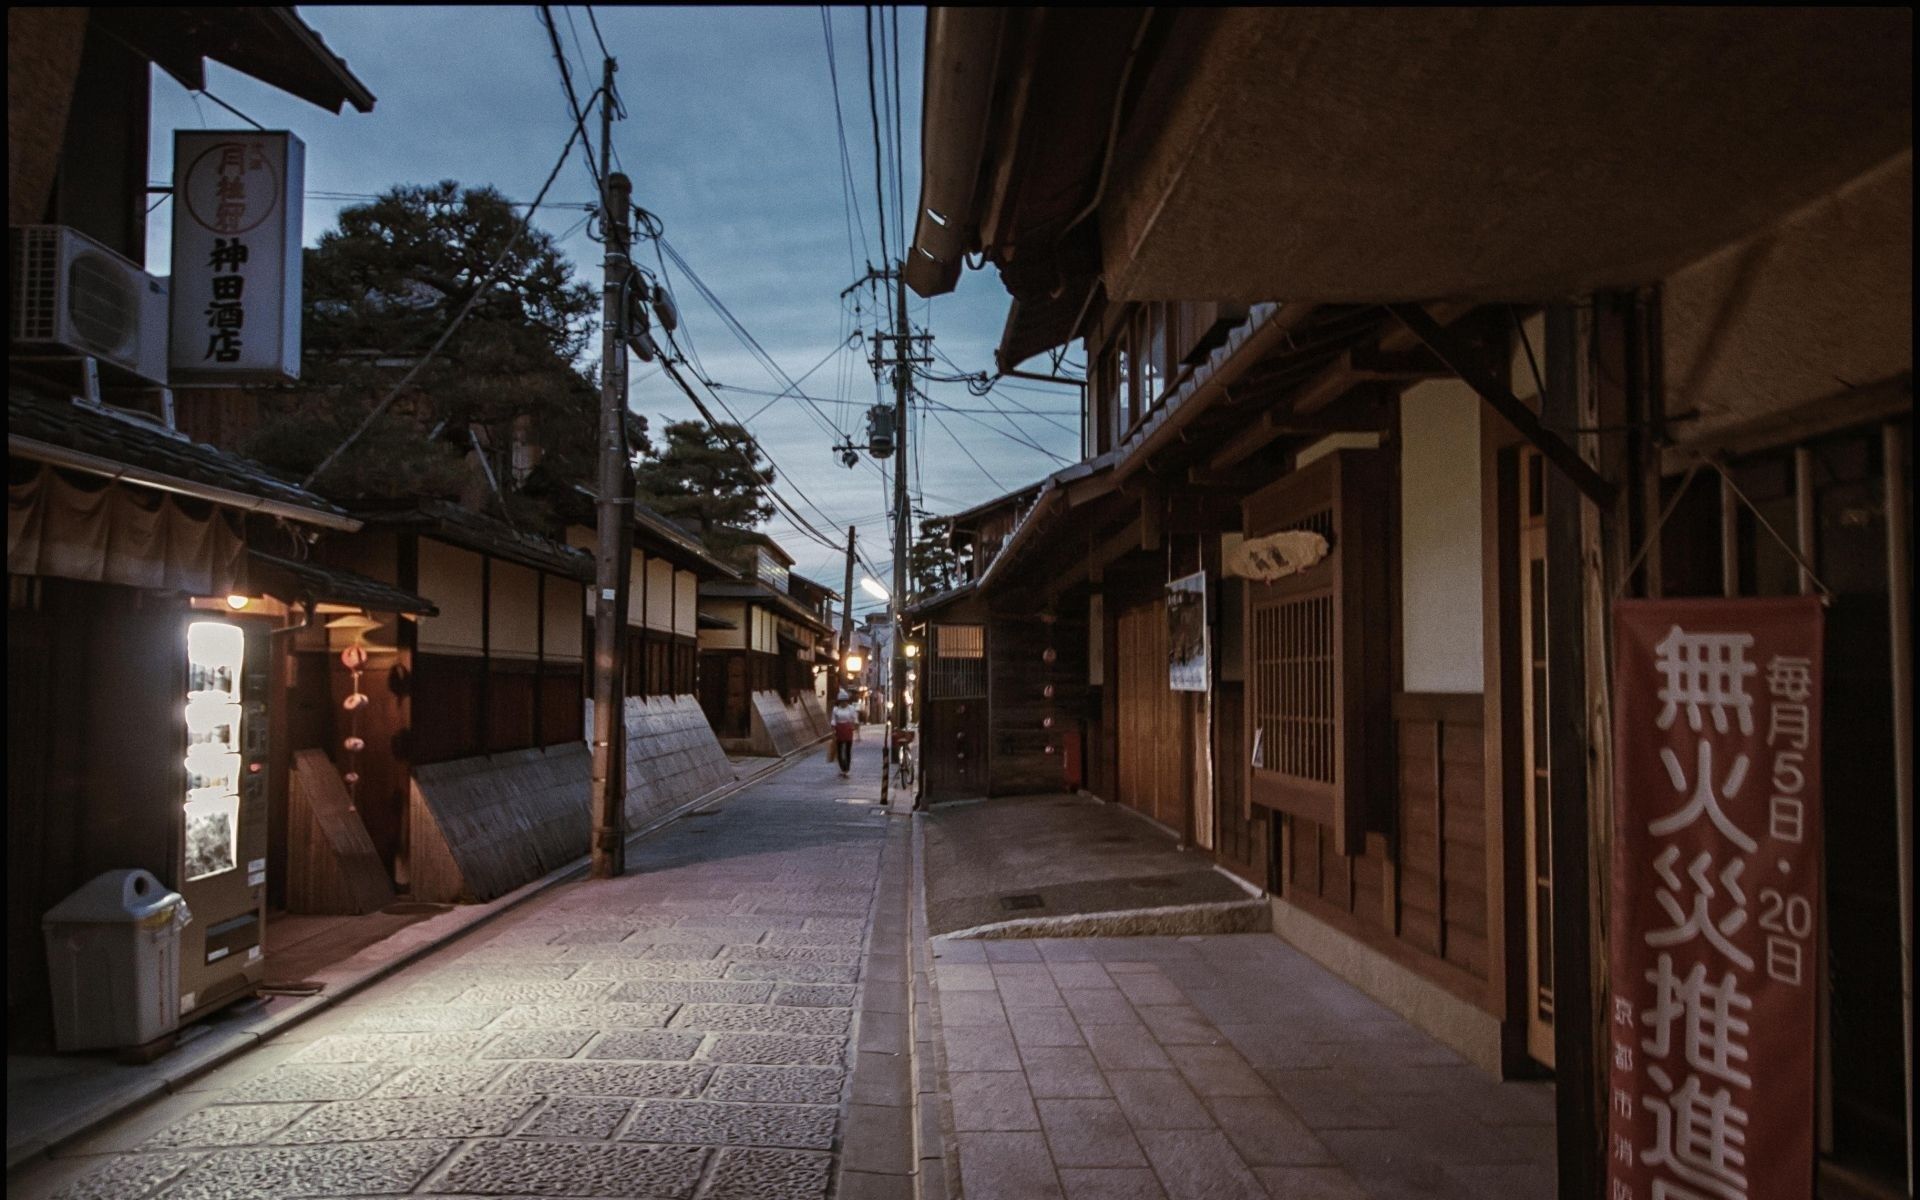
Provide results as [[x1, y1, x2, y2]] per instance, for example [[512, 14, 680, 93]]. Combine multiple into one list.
[[1041, 717, 1054, 730], [343, 692, 370, 711], [343, 771, 360, 785], [340, 644, 368, 670], [343, 736, 366, 753], [1042, 647, 1057, 665], [1042, 684, 1055, 700]]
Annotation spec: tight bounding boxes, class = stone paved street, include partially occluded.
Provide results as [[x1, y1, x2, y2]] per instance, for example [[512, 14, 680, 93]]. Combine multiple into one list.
[[931, 932, 1557, 1200], [12, 739, 914, 1200]]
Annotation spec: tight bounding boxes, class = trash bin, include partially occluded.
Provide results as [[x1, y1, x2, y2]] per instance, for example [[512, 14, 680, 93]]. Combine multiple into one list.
[[42, 869, 191, 1052]]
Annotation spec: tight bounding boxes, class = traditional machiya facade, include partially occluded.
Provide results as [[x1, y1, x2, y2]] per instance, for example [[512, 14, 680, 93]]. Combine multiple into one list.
[[7, 8, 378, 1050], [907, 9, 1912, 1195], [564, 504, 739, 701], [695, 533, 836, 746]]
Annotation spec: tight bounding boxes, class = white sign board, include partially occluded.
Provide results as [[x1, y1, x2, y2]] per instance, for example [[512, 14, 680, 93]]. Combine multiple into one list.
[[169, 130, 304, 384], [1166, 571, 1209, 692]]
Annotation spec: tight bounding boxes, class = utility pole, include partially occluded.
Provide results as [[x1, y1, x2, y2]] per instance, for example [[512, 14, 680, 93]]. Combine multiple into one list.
[[888, 266, 912, 807], [589, 56, 632, 879], [839, 525, 857, 693]]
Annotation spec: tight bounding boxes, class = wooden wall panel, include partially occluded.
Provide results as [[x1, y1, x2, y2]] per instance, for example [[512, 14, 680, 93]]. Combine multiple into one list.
[[988, 614, 1086, 796]]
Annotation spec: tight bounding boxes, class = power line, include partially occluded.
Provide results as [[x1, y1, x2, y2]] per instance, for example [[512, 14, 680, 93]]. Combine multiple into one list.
[[863, 8, 890, 273], [819, 7, 871, 278], [537, 6, 604, 197], [301, 109, 593, 489], [926, 404, 1009, 492]]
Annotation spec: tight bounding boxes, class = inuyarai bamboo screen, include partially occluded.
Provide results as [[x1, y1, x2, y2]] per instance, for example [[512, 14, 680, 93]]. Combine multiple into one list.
[[1241, 450, 1392, 855]]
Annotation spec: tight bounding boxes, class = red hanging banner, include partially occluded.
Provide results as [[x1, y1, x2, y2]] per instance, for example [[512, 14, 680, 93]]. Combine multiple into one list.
[[1608, 596, 1823, 1200]]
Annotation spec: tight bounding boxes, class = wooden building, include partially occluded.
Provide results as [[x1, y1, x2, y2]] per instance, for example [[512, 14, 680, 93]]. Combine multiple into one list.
[[564, 503, 741, 700], [695, 533, 836, 742], [7, 7, 377, 1049], [907, 9, 1912, 1194]]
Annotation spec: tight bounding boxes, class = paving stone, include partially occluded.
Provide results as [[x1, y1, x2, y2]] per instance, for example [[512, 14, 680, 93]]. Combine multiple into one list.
[[578, 957, 731, 978], [444, 980, 615, 1005], [1134, 1129, 1266, 1200], [293, 1032, 493, 1063], [669, 1003, 853, 1035], [346, 1006, 509, 1033], [583, 1030, 706, 1060], [593, 978, 771, 1004], [1063, 988, 1140, 1027], [137, 1103, 310, 1149], [430, 1139, 706, 1197], [942, 1022, 1023, 1072], [370, 1064, 509, 1098], [273, 1097, 536, 1143], [1134, 1005, 1222, 1047], [724, 944, 861, 963], [1107, 1071, 1214, 1130], [420, 962, 583, 980], [726, 961, 859, 984], [1020, 1046, 1113, 1099], [492, 1062, 711, 1098], [772, 983, 858, 1007], [950, 1072, 1041, 1132], [620, 1099, 836, 1150], [1008, 1007, 1086, 1049], [639, 942, 724, 960], [623, 926, 749, 945], [764, 927, 864, 947], [1166, 1045, 1270, 1097], [478, 1029, 596, 1059], [47, 1151, 202, 1200], [491, 1001, 676, 1028], [216, 1064, 398, 1103], [163, 1140, 456, 1199], [702, 1147, 833, 1200], [1206, 1095, 1334, 1166], [545, 926, 636, 943], [517, 1097, 633, 1139], [1056, 1167, 1168, 1199], [1249, 1166, 1368, 1198], [1084, 1025, 1175, 1071], [702, 1032, 847, 1066], [1038, 1099, 1148, 1168], [703, 1065, 843, 1105], [955, 1131, 1064, 1200]]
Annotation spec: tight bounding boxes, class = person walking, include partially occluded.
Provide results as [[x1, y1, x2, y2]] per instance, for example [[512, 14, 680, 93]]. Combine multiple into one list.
[[831, 690, 860, 777]]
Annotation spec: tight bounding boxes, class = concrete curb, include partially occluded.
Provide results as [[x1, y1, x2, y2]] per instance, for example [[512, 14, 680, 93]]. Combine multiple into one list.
[[5, 742, 818, 1176], [912, 815, 964, 1200], [939, 897, 1273, 942]]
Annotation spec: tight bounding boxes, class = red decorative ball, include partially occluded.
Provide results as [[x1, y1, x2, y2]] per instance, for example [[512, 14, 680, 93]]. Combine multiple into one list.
[[340, 645, 368, 670], [343, 771, 361, 785], [343, 736, 366, 752]]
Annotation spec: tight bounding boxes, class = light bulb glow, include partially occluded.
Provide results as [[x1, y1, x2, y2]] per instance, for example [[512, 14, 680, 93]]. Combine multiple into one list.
[[225, 594, 249, 610], [859, 577, 890, 601]]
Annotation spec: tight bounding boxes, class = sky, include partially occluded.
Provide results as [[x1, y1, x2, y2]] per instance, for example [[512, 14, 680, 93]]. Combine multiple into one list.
[[144, 6, 1083, 619]]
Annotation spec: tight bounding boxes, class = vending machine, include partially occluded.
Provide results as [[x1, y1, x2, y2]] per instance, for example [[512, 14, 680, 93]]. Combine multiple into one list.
[[177, 615, 270, 1018]]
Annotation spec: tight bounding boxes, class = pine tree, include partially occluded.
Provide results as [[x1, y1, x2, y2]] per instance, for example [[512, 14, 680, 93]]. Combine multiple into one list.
[[242, 181, 612, 527], [633, 420, 775, 555]]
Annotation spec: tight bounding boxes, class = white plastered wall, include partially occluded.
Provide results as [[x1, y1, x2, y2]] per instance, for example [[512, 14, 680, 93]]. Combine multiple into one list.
[[1399, 379, 1485, 694]]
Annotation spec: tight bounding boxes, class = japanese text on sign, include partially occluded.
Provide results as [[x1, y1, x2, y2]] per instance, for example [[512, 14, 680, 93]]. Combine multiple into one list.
[[1609, 597, 1822, 1200]]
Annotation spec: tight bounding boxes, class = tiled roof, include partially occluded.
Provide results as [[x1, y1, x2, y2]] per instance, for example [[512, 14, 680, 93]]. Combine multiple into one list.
[[249, 550, 437, 615], [8, 386, 352, 525], [352, 498, 593, 581]]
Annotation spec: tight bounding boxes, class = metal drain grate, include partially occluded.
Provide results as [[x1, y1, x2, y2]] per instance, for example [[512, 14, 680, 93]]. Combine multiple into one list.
[[999, 894, 1045, 912]]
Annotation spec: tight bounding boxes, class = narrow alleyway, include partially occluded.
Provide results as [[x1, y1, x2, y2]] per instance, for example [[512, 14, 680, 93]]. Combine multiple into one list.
[[12, 737, 914, 1200]]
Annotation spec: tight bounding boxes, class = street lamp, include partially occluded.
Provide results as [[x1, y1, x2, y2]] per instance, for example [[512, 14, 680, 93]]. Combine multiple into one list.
[[844, 652, 864, 673], [859, 576, 890, 601]]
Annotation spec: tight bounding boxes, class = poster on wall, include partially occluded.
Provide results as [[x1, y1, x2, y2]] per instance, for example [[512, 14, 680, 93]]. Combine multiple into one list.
[[1607, 596, 1823, 1200], [1166, 571, 1208, 692], [169, 130, 305, 384]]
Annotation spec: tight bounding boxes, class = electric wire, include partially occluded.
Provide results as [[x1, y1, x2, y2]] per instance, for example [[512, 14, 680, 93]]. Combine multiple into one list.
[[301, 109, 593, 489], [820, 7, 871, 278]]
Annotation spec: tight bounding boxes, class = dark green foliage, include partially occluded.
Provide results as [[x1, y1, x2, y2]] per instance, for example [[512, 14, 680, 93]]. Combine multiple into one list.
[[244, 181, 614, 525], [908, 518, 967, 597], [633, 419, 775, 556]]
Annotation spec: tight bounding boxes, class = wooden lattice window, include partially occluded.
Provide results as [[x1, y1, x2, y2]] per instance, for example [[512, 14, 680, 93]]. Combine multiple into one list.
[[1242, 450, 1392, 854], [928, 623, 987, 699]]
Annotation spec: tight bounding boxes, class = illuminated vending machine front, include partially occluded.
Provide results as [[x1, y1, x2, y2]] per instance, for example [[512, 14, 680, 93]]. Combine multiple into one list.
[[178, 618, 269, 1017]]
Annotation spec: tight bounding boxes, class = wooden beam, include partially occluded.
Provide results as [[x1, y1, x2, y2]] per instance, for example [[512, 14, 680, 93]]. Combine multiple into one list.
[[1348, 345, 1450, 379], [1205, 404, 1387, 475], [1388, 303, 1615, 509], [1090, 517, 1144, 579], [1140, 491, 1164, 552]]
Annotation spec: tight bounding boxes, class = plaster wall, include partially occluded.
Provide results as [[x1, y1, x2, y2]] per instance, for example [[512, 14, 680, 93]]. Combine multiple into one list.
[[1399, 379, 1485, 694], [416, 538, 484, 655]]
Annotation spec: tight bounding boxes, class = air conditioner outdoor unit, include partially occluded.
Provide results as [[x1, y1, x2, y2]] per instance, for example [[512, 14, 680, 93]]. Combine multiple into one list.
[[11, 225, 170, 385]]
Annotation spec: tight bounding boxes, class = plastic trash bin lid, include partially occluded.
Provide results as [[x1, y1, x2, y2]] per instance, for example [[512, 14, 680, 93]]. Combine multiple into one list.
[[42, 869, 182, 927]]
